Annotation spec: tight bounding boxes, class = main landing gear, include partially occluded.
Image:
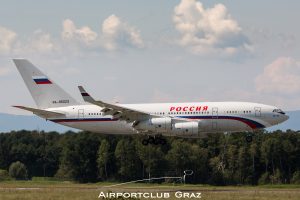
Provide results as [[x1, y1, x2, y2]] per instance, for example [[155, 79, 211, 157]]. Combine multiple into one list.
[[245, 133, 253, 143], [142, 135, 167, 146]]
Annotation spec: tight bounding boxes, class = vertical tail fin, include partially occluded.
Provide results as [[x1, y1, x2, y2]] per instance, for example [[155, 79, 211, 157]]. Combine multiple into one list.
[[13, 59, 79, 109]]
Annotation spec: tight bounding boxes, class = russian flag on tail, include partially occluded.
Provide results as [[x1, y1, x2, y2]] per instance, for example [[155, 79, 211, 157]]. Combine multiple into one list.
[[32, 76, 52, 84]]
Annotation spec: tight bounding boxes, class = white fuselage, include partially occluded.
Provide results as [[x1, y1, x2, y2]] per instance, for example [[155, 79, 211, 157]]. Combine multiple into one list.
[[12, 59, 289, 138], [47, 102, 288, 138]]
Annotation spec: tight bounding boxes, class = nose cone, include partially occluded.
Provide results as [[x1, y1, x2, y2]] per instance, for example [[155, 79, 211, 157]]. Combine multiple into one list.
[[282, 114, 289, 122]]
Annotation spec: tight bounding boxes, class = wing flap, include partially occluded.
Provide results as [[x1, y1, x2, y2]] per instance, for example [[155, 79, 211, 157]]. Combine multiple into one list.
[[78, 86, 149, 122], [78, 86, 196, 124]]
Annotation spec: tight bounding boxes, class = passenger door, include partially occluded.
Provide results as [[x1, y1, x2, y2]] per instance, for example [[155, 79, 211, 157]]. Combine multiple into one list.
[[212, 107, 218, 130], [78, 109, 84, 119], [254, 107, 261, 117]]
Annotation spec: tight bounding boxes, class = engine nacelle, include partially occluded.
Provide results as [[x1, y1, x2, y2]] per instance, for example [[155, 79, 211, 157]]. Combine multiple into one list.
[[135, 117, 172, 132], [173, 121, 199, 135]]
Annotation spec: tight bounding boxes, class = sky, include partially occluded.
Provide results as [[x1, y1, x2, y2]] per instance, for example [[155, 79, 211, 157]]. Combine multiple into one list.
[[1, 0, 300, 115]]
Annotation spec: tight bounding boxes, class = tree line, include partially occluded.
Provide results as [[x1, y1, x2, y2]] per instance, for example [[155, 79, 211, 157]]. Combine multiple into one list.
[[0, 130, 299, 185]]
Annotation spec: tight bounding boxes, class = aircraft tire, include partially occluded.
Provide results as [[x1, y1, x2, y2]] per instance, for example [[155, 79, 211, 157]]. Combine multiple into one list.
[[148, 136, 155, 144], [142, 139, 149, 146], [246, 135, 253, 143], [160, 138, 167, 145], [153, 138, 161, 145]]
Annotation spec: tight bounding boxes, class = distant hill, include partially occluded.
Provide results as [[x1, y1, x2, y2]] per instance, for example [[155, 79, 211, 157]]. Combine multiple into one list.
[[0, 111, 298, 133], [0, 113, 78, 133]]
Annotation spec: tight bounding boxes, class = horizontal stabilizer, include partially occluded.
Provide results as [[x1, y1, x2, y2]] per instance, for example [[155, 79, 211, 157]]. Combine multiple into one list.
[[13, 105, 65, 119]]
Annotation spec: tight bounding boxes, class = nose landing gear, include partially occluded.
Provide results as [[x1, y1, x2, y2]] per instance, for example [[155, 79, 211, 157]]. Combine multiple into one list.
[[142, 135, 166, 146]]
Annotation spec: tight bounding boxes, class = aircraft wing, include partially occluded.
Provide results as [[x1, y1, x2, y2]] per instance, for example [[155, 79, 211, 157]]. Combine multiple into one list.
[[13, 105, 66, 119], [78, 86, 150, 123], [78, 86, 194, 125]]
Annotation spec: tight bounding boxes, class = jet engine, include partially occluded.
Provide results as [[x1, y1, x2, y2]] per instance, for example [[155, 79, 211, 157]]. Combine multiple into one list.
[[173, 121, 199, 135], [135, 117, 172, 132]]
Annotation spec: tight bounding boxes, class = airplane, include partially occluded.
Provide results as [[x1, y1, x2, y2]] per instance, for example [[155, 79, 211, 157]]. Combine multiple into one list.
[[12, 59, 289, 145]]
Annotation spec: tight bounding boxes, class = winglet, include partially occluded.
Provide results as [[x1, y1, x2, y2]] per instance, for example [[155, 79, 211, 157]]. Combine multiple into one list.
[[78, 86, 96, 103]]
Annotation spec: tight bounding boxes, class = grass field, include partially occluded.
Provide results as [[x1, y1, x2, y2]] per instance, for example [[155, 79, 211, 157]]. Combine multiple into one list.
[[0, 180, 299, 200]]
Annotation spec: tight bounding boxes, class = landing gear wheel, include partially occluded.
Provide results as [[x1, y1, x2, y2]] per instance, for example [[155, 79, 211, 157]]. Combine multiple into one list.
[[142, 139, 149, 146], [160, 138, 167, 145], [246, 134, 253, 143], [148, 136, 155, 144], [141, 135, 166, 146], [154, 137, 161, 145]]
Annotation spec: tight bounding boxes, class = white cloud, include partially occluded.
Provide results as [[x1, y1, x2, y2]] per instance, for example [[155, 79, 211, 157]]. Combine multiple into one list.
[[31, 31, 56, 52], [0, 16, 143, 58], [62, 19, 98, 47], [0, 26, 17, 54], [101, 15, 144, 50], [0, 67, 11, 76], [17, 30, 58, 54], [256, 57, 300, 95], [60, 16, 143, 51], [0, 26, 59, 57], [173, 0, 251, 56]]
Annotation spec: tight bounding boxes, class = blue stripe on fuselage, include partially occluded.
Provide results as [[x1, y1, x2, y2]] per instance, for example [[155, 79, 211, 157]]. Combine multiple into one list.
[[50, 115, 265, 129]]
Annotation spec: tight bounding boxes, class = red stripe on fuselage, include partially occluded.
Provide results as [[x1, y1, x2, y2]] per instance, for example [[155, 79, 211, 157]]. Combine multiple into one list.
[[51, 116, 264, 129]]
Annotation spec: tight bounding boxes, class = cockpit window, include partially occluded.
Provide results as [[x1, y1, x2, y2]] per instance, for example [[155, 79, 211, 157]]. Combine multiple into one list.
[[273, 109, 285, 115]]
